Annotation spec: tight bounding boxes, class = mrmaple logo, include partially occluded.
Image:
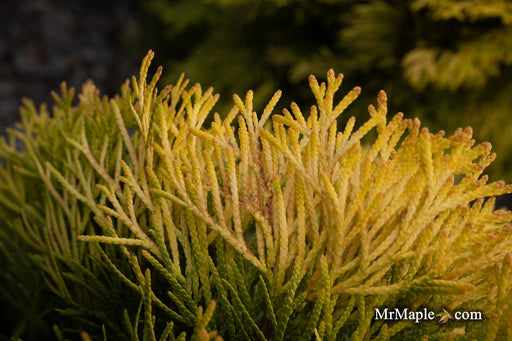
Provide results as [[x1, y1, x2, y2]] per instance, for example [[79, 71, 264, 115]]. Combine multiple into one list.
[[374, 307, 483, 324]]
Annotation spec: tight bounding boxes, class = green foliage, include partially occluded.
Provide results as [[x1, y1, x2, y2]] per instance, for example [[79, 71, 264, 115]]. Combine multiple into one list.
[[2, 51, 512, 340], [139, 0, 512, 180]]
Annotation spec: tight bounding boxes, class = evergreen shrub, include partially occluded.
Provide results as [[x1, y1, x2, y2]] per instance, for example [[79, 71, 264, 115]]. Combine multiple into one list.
[[1, 51, 512, 340]]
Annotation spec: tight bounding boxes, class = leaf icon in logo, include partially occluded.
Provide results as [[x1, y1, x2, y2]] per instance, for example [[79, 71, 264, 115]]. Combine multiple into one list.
[[436, 308, 453, 324]]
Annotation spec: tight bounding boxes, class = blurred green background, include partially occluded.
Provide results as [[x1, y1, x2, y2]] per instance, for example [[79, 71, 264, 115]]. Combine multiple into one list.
[[2, 0, 512, 180], [139, 0, 512, 183]]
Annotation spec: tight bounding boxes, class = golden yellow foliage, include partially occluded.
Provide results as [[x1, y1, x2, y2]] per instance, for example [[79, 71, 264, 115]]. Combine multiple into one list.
[[2, 50, 512, 339]]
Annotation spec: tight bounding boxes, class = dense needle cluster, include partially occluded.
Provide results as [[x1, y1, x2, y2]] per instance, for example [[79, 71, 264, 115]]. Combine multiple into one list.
[[1, 51, 512, 340]]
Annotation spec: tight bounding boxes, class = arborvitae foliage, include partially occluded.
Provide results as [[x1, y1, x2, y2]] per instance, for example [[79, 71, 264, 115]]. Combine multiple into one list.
[[2, 51, 512, 340], [139, 0, 512, 180]]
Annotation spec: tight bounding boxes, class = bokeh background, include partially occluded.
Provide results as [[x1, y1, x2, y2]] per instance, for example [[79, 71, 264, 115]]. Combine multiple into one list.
[[2, 0, 512, 183]]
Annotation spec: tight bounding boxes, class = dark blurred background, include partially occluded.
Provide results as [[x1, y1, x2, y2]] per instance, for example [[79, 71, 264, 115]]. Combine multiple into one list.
[[0, 0, 147, 131], [1, 0, 512, 184]]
